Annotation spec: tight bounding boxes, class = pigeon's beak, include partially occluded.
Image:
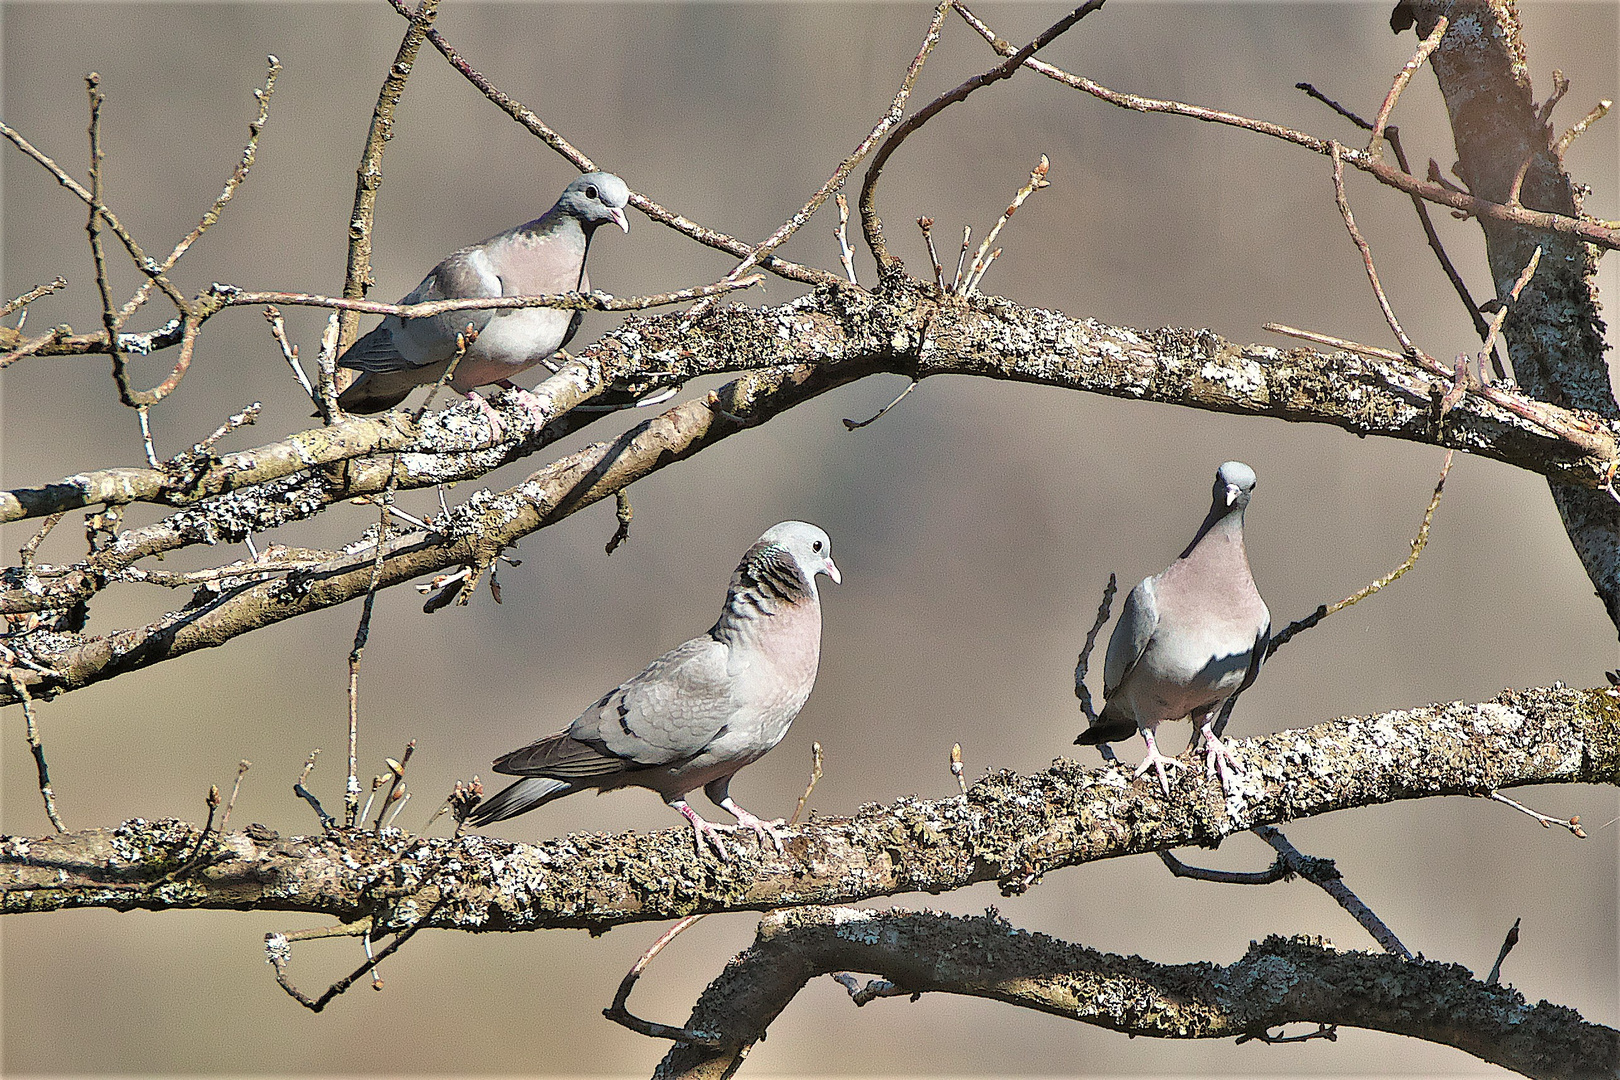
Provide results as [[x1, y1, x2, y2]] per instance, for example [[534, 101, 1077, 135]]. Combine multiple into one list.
[[1225, 483, 1241, 507], [610, 207, 630, 234], [824, 557, 842, 585]]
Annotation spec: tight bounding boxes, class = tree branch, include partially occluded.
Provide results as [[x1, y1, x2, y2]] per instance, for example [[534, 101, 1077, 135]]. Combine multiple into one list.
[[653, 907, 1616, 1080], [2, 687, 1612, 927]]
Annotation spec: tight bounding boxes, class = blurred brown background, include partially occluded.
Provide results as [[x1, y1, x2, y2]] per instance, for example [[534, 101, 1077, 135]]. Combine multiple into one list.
[[2, 2, 1616, 1075]]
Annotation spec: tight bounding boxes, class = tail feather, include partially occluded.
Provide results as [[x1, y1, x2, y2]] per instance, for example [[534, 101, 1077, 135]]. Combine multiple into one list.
[[336, 369, 418, 414], [467, 776, 576, 828], [1075, 702, 1137, 747]]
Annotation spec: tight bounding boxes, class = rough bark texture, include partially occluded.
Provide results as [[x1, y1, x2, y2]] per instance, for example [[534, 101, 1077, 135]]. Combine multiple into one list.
[[1409, 0, 1620, 633], [653, 908, 1618, 1080], [4, 285, 1613, 708], [3, 686, 1614, 929]]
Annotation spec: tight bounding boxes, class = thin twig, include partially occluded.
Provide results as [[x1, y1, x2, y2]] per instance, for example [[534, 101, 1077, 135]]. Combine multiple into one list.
[[601, 915, 726, 1047], [19, 512, 67, 571], [220, 760, 250, 832], [117, 56, 281, 324], [1158, 850, 1289, 885], [265, 307, 317, 402], [1552, 99, 1612, 158], [7, 672, 65, 831], [266, 917, 430, 1013], [605, 488, 633, 555], [1485, 917, 1521, 985], [218, 276, 765, 320], [950, 742, 966, 794], [340, 0, 440, 351], [861, 1, 1108, 278], [842, 379, 918, 430], [1072, 573, 1117, 726], [1478, 246, 1543, 365], [372, 740, 415, 832], [1253, 825, 1410, 957], [835, 193, 858, 286], [293, 750, 335, 829], [791, 742, 824, 828], [1331, 141, 1416, 357], [1, 277, 68, 321], [1368, 15, 1448, 153], [918, 217, 945, 290], [1268, 451, 1452, 657], [1488, 791, 1586, 838], [964, 155, 1050, 294]]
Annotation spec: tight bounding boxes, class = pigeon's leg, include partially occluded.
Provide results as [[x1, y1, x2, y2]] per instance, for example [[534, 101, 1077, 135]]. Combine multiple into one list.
[[706, 777, 787, 854], [462, 390, 507, 440], [667, 796, 730, 861], [1194, 708, 1245, 795], [1133, 725, 1187, 797]]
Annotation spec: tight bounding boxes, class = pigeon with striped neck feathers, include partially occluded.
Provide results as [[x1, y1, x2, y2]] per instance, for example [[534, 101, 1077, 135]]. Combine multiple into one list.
[[468, 521, 841, 859]]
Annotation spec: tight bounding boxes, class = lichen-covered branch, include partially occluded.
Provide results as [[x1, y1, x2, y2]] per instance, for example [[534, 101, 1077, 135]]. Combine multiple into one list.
[[653, 908, 1616, 1080], [3, 284, 1614, 700], [2, 687, 1613, 929]]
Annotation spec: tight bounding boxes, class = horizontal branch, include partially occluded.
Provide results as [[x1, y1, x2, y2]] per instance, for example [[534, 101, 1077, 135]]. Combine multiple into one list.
[[214, 276, 763, 319], [1, 687, 1613, 931], [655, 908, 1615, 1080], [4, 284, 1611, 534]]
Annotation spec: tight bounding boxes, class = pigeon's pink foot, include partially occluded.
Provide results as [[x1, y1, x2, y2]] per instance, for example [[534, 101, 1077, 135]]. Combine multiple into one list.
[[464, 390, 506, 440], [719, 797, 788, 854], [1197, 722, 1245, 795], [672, 799, 731, 861], [1133, 728, 1187, 797]]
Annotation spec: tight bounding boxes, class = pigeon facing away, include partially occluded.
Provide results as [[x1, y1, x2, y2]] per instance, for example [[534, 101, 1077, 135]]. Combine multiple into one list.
[[1077, 461, 1271, 796], [469, 521, 841, 859], [336, 171, 630, 423]]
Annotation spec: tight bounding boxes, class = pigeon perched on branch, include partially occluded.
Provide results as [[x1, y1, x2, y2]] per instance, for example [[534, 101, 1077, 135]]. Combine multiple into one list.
[[469, 521, 841, 859], [1077, 461, 1271, 796], [337, 171, 630, 422]]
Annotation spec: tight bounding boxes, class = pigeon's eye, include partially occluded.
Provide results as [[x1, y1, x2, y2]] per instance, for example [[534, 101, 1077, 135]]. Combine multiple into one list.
[[585, 185, 599, 200], [812, 540, 823, 552]]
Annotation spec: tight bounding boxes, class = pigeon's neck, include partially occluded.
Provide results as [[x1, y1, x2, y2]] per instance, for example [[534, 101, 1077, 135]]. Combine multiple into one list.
[[711, 546, 817, 645], [1179, 503, 1243, 561]]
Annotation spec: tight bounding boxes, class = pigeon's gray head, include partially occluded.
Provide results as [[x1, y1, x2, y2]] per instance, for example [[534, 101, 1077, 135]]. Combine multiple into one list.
[[558, 172, 631, 234], [1213, 460, 1258, 511], [758, 521, 842, 587]]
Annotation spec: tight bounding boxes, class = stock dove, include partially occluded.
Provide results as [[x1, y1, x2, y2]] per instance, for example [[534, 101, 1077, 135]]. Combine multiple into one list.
[[469, 521, 841, 859], [337, 171, 630, 421], [1077, 461, 1271, 796]]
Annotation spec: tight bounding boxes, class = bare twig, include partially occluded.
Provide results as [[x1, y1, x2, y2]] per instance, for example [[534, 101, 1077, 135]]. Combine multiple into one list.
[[264, 307, 317, 402], [1488, 791, 1586, 838], [293, 750, 335, 829], [834, 193, 858, 286], [266, 917, 430, 1013], [918, 216, 945, 290], [340, 0, 440, 351], [791, 742, 824, 828], [1253, 825, 1410, 958], [6, 672, 65, 831], [1158, 849, 1289, 885], [1072, 573, 1117, 726], [605, 488, 633, 555], [1332, 141, 1416, 357], [1368, 15, 1448, 152], [1485, 917, 1521, 985], [1, 277, 68, 321], [949, 743, 966, 794], [218, 277, 765, 320], [601, 915, 726, 1047], [964, 155, 1050, 294], [1477, 246, 1543, 366], [1295, 82, 1505, 379], [861, 1, 1108, 278], [1268, 451, 1452, 657], [372, 741, 415, 832], [951, 2, 1620, 253], [1552, 99, 1612, 159], [842, 379, 918, 430]]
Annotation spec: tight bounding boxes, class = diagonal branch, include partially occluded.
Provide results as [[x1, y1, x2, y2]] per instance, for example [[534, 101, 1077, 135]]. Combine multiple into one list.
[[652, 908, 1615, 1080]]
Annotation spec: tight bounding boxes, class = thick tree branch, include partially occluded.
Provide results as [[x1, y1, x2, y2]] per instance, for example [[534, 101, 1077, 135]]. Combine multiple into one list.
[[2, 687, 1613, 927], [1404, 0, 1620, 634], [653, 908, 1616, 1080]]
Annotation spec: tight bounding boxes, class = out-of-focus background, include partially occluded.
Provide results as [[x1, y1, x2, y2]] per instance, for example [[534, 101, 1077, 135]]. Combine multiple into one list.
[[3, 2, 1616, 1075]]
